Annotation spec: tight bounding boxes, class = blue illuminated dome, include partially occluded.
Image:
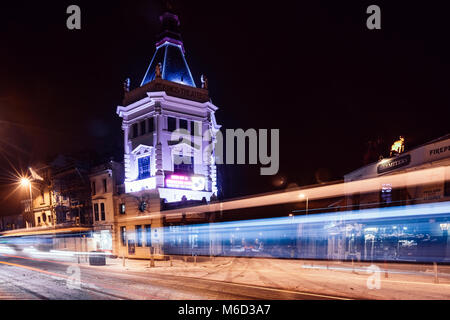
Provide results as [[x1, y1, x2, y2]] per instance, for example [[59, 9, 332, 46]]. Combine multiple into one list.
[[141, 12, 196, 87]]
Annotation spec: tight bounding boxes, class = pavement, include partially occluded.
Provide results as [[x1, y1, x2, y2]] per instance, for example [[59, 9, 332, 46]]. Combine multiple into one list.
[[1, 246, 450, 299], [105, 255, 450, 300]]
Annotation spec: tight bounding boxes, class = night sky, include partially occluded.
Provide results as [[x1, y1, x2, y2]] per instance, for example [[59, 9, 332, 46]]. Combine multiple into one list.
[[1, 1, 449, 216]]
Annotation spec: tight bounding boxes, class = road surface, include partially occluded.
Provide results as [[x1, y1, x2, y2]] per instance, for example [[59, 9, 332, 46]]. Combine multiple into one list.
[[0, 253, 346, 300]]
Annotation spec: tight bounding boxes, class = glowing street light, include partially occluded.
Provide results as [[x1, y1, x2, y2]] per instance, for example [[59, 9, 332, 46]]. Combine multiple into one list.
[[299, 193, 309, 215], [20, 177, 31, 187], [20, 176, 33, 224]]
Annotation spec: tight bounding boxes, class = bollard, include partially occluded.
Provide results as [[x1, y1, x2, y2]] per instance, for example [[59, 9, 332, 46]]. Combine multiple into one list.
[[194, 254, 197, 266], [169, 256, 173, 267], [434, 262, 439, 284], [122, 254, 125, 267], [149, 247, 155, 268], [352, 259, 355, 274]]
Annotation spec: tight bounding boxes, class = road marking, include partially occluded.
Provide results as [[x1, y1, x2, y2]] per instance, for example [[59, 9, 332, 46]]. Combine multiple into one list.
[[382, 279, 450, 287], [0, 260, 67, 279]]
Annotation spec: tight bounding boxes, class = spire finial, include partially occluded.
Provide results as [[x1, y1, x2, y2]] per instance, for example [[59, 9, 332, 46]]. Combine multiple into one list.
[[163, 0, 174, 12], [155, 63, 162, 79], [201, 74, 208, 90], [123, 78, 130, 92]]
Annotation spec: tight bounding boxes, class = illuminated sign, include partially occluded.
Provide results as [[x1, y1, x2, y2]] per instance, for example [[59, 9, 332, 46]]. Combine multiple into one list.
[[426, 139, 450, 162], [165, 174, 206, 191], [377, 155, 411, 174]]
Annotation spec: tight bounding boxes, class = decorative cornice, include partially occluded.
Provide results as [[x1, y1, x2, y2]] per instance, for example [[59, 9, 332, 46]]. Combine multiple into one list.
[[123, 79, 209, 106]]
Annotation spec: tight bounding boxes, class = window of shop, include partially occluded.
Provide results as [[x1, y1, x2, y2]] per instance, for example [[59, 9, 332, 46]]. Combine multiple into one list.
[[445, 180, 450, 197], [136, 225, 142, 247], [120, 226, 126, 246], [380, 183, 393, 206], [352, 193, 360, 210], [145, 224, 151, 247]]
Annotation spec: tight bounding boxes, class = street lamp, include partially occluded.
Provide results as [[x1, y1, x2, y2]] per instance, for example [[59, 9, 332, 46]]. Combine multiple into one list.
[[299, 193, 309, 215], [20, 177, 33, 227]]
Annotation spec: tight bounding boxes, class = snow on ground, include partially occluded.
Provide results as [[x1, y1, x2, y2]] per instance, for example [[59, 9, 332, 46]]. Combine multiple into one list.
[[89, 256, 450, 300]]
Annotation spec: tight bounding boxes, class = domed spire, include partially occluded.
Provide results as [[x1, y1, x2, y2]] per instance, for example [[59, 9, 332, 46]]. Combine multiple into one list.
[[140, 7, 196, 87]]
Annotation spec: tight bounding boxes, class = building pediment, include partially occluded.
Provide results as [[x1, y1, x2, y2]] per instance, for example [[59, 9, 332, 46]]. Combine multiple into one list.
[[131, 144, 154, 156]]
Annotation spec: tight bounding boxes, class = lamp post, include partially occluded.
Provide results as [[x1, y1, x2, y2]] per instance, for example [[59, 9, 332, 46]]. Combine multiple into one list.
[[20, 177, 33, 227], [299, 193, 309, 215]]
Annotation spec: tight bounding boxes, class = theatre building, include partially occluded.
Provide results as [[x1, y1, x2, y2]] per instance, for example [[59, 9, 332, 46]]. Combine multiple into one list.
[[345, 134, 450, 209], [115, 10, 221, 259]]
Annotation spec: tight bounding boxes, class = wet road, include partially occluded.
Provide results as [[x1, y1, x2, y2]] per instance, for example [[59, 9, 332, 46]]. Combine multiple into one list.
[[0, 253, 346, 300]]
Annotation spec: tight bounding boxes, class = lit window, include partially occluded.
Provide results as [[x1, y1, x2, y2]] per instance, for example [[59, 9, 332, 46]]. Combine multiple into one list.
[[138, 156, 151, 180], [119, 203, 126, 215], [380, 183, 393, 204], [145, 225, 151, 247], [136, 225, 142, 247], [120, 226, 126, 246]]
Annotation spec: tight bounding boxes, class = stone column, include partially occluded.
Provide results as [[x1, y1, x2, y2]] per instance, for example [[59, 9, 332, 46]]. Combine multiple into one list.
[[154, 103, 165, 188]]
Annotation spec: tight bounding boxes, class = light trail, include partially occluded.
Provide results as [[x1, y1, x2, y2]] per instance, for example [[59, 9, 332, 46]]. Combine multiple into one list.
[[119, 165, 450, 222]]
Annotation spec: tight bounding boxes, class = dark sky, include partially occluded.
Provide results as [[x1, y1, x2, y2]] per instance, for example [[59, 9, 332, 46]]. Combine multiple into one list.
[[1, 1, 449, 215]]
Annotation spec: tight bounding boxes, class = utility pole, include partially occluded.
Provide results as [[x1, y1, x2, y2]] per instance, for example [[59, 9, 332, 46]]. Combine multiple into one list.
[[28, 181, 34, 227]]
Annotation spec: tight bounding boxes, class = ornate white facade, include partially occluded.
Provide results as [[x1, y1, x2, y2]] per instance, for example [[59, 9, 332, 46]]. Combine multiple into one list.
[[116, 12, 221, 203]]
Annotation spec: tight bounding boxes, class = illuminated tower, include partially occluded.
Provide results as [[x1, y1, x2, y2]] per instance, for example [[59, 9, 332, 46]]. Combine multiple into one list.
[[117, 10, 221, 204]]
